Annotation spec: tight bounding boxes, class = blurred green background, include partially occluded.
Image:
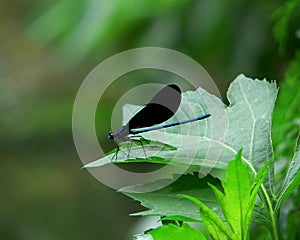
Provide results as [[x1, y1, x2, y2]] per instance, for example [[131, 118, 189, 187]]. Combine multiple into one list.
[[0, 0, 298, 239]]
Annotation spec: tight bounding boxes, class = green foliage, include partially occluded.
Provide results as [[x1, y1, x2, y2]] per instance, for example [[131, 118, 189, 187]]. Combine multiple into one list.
[[286, 189, 300, 239], [272, 53, 300, 159], [85, 75, 300, 239], [26, 0, 86, 44], [272, 0, 300, 52], [26, 0, 191, 63], [179, 194, 232, 240], [271, 2, 300, 238], [275, 133, 300, 213], [3, 0, 300, 239], [180, 150, 271, 240]]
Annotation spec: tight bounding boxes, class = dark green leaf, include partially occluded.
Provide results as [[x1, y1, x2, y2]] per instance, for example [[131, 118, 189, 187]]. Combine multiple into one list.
[[272, 0, 300, 52], [272, 54, 300, 160], [275, 132, 300, 213]]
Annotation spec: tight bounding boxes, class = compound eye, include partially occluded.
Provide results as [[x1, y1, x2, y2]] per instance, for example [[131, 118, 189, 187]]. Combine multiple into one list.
[[108, 131, 114, 140]]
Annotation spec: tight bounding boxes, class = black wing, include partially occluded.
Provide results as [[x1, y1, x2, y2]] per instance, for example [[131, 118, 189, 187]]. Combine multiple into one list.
[[127, 84, 181, 130]]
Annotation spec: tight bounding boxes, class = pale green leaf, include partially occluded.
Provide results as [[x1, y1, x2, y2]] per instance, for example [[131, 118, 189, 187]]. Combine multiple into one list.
[[134, 233, 153, 240], [121, 174, 222, 222], [86, 75, 277, 192]]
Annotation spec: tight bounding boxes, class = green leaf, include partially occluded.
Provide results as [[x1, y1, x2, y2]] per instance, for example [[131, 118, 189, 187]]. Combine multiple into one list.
[[121, 174, 222, 222], [213, 150, 271, 239], [209, 150, 250, 239], [179, 194, 236, 239], [86, 75, 277, 192], [200, 213, 227, 240], [275, 132, 300, 213], [148, 223, 207, 240], [182, 150, 271, 240], [272, 53, 300, 159]]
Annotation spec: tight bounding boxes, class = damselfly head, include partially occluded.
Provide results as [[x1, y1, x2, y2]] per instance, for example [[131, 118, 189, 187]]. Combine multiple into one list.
[[108, 131, 114, 140]]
